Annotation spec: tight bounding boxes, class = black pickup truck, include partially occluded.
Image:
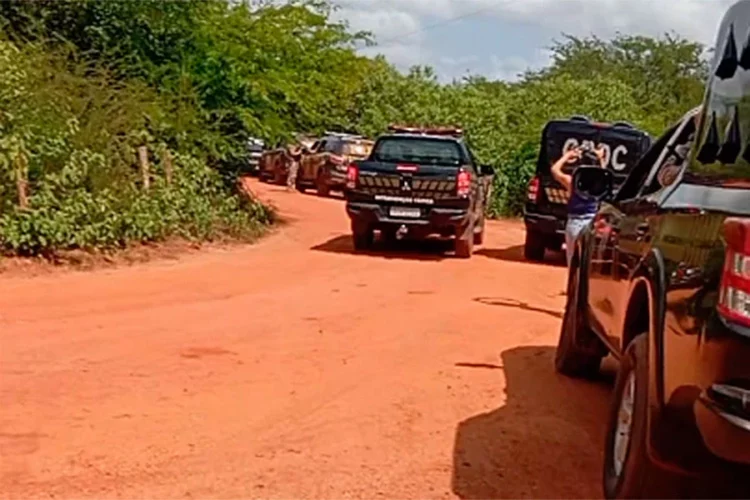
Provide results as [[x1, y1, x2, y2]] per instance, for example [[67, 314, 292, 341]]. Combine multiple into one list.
[[557, 1, 750, 493], [344, 126, 494, 258]]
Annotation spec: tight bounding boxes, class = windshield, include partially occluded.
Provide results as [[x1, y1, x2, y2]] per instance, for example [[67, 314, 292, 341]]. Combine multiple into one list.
[[372, 137, 465, 166]]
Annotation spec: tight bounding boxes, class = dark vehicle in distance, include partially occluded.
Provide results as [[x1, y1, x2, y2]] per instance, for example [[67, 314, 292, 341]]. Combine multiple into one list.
[[246, 137, 265, 174], [297, 133, 374, 196], [524, 116, 652, 262], [344, 125, 494, 258], [557, 5, 750, 494]]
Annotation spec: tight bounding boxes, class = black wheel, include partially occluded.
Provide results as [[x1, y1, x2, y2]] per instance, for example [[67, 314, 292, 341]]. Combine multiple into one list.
[[473, 215, 485, 245], [555, 262, 603, 377], [603, 335, 669, 499], [524, 229, 546, 261], [455, 219, 475, 259], [352, 222, 373, 251], [316, 170, 330, 197], [380, 228, 397, 247]]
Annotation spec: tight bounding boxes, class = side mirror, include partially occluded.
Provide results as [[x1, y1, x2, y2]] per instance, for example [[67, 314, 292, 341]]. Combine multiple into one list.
[[573, 167, 613, 202], [479, 164, 494, 176]]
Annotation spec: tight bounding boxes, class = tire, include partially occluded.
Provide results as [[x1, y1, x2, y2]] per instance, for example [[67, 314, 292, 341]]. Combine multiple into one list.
[[473, 215, 485, 245], [316, 170, 330, 197], [603, 335, 669, 499], [524, 229, 546, 261], [352, 222, 373, 251], [455, 219, 475, 259], [555, 262, 603, 378]]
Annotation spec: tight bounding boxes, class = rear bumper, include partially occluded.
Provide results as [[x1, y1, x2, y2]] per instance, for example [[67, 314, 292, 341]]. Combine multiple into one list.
[[326, 169, 348, 190], [346, 202, 470, 231], [524, 212, 565, 236], [694, 394, 750, 465]]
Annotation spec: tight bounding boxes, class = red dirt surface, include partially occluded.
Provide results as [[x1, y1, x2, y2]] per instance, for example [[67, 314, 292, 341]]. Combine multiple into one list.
[[0, 178, 614, 499]]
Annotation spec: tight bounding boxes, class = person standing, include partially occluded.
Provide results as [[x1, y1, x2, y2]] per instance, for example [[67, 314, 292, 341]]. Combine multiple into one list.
[[550, 145, 607, 266], [285, 143, 302, 192]]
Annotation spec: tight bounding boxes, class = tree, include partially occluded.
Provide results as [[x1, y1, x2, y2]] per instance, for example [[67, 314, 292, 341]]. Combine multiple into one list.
[[527, 33, 707, 133]]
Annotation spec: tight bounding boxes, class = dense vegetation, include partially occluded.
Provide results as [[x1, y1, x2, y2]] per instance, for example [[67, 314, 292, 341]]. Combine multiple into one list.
[[0, 0, 707, 255]]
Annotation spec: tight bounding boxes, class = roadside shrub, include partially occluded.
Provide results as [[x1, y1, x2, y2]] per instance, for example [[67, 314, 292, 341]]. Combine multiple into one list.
[[0, 151, 268, 255], [487, 142, 538, 218]]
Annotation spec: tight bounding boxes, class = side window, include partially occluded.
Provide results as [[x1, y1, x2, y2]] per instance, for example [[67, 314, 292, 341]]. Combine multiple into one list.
[[638, 118, 697, 198], [326, 140, 342, 154], [615, 122, 681, 201], [310, 141, 321, 153], [317, 140, 327, 153]]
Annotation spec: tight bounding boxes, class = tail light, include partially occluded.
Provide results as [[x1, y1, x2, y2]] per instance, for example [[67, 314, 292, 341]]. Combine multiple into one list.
[[457, 168, 471, 197], [718, 218, 750, 328], [346, 163, 359, 190], [527, 176, 540, 203]]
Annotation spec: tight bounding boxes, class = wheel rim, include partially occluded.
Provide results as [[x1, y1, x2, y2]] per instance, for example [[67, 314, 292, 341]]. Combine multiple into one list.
[[613, 371, 636, 478]]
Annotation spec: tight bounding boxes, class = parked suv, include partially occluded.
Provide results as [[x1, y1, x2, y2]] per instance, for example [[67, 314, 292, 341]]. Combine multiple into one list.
[[297, 133, 374, 196], [524, 117, 652, 262], [557, 4, 750, 495]]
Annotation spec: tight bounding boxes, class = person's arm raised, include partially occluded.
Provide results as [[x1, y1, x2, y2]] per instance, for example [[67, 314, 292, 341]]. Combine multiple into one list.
[[551, 149, 579, 191]]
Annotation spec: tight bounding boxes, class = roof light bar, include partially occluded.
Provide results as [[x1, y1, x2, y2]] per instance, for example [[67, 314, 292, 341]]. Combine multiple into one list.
[[387, 124, 464, 137]]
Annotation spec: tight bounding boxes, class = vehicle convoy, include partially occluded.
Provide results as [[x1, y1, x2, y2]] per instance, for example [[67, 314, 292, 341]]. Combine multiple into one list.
[[556, 3, 750, 497], [344, 125, 494, 258], [297, 132, 374, 196], [524, 116, 652, 262]]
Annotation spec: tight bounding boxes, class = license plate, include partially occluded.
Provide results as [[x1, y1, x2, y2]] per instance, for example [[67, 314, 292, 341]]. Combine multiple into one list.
[[390, 206, 421, 218]]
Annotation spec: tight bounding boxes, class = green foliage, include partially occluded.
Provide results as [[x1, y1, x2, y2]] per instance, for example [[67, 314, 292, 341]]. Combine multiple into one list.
[[0, 151, 267, 255], [0, 0, 709, 255]]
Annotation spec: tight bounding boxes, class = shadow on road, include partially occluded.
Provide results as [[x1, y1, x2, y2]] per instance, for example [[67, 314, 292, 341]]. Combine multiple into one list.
[[473, 297, 563, 319], [452, 346, 614, 499], [311, 234, 455, 261], [476, 245, 566, 267]]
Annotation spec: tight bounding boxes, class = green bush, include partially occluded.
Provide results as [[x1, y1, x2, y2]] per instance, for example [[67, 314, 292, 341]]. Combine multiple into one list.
[[0, 151, 268, 255], [0, 0, 708, 250]]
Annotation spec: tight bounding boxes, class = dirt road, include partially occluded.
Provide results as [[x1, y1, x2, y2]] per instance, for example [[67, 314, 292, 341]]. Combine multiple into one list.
[[0, 178, 614, 499]]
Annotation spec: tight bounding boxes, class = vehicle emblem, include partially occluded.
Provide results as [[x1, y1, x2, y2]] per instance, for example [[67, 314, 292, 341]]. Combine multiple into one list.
[[400, 176, 412, 192]]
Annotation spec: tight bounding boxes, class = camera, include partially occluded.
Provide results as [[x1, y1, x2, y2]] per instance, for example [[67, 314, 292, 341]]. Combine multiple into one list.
[[576, 143, 600, 166]]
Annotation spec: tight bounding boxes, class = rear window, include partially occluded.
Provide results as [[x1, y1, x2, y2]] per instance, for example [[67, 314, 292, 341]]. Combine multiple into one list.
[[342, 141, 372, 158], [372, 137, 465, 166]]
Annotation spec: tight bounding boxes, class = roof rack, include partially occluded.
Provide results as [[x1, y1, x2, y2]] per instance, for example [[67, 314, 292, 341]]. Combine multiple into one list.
[[324, 131, 364, 139], [388, 124, 464, 137]]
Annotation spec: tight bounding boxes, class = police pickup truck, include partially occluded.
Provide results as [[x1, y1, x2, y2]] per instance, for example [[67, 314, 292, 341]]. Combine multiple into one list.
[[344, 125, 494, 258], [523, 116, 652, 262]]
